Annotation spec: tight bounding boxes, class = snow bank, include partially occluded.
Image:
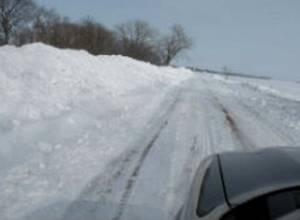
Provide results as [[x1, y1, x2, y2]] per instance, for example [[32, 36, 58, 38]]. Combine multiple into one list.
[[206, 73, 300, 102], [0, 43, 191, 120], [244, 82, 300, 102], [0, 43, 192, 220]]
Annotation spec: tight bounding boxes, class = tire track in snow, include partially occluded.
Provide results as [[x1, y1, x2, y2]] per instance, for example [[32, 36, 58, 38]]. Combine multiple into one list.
[[204, 77, 295, 148], [61, 148, 141, 220], [218, 81, 297, 145], [112, 120, 168, 220], [211, 93, 255, 151], [61, 88, 182, 220], [190, 136, 198, 153], [202, 83, 256, 151], [220, 106, 255, 150], [86, 148, 138, 197], [112, 95, 180, 220]]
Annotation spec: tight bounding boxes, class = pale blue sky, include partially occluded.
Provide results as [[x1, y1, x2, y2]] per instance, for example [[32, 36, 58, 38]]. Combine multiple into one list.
[[36, 0, 300, 81]]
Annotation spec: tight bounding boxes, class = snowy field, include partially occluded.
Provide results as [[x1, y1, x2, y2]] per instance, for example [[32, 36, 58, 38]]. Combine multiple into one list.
[[1, 44, 300, 220], [220, 74, 300, 101]]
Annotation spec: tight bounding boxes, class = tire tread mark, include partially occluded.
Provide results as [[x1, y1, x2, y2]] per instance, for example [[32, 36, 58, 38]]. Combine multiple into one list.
[[112, 95, 180, 220]]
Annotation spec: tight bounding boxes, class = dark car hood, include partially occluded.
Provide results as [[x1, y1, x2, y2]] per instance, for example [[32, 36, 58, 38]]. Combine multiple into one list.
[[219, 147, 300, 206]]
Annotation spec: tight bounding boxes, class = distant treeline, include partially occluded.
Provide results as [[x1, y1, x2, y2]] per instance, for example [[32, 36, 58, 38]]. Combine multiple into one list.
[[188, 67, 271, 80], [0, 0, 192, 65]]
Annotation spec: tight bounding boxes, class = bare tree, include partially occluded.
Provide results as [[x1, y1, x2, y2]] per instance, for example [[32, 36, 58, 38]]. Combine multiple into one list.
[[116, 20, 155, 45], [17, 12, 116, 55], [160, 24, 192, 65], [0, 0, 36, 44], [115, 20, 160, 64], [32, 7, 61, 43], [74, 17, 115, 55], [14, 6, 61, 45]]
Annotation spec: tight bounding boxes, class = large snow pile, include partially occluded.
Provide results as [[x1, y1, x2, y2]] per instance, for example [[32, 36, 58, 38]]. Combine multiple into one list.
[[0, 43, 190, 120], [0, 43, 192, 220]]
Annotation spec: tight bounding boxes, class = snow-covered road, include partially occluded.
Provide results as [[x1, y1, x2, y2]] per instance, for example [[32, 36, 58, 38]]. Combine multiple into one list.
[[60, 75, 300, 220], [1, 44, 300, 220]]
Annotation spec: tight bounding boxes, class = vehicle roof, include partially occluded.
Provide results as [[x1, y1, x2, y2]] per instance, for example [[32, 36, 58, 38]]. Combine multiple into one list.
[[219, 147, 300, 206]]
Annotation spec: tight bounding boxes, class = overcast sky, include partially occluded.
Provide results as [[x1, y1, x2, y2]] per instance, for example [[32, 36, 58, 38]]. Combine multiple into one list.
[[36, 0, 300, 81]]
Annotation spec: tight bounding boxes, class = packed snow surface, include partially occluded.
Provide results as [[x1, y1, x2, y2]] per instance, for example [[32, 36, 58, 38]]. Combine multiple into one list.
[[0, 44, 300, 220]]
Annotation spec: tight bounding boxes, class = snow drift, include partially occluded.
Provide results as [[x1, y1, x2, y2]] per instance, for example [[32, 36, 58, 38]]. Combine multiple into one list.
[[0, 43, 192, 220], [0, 43, 191, 120]]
